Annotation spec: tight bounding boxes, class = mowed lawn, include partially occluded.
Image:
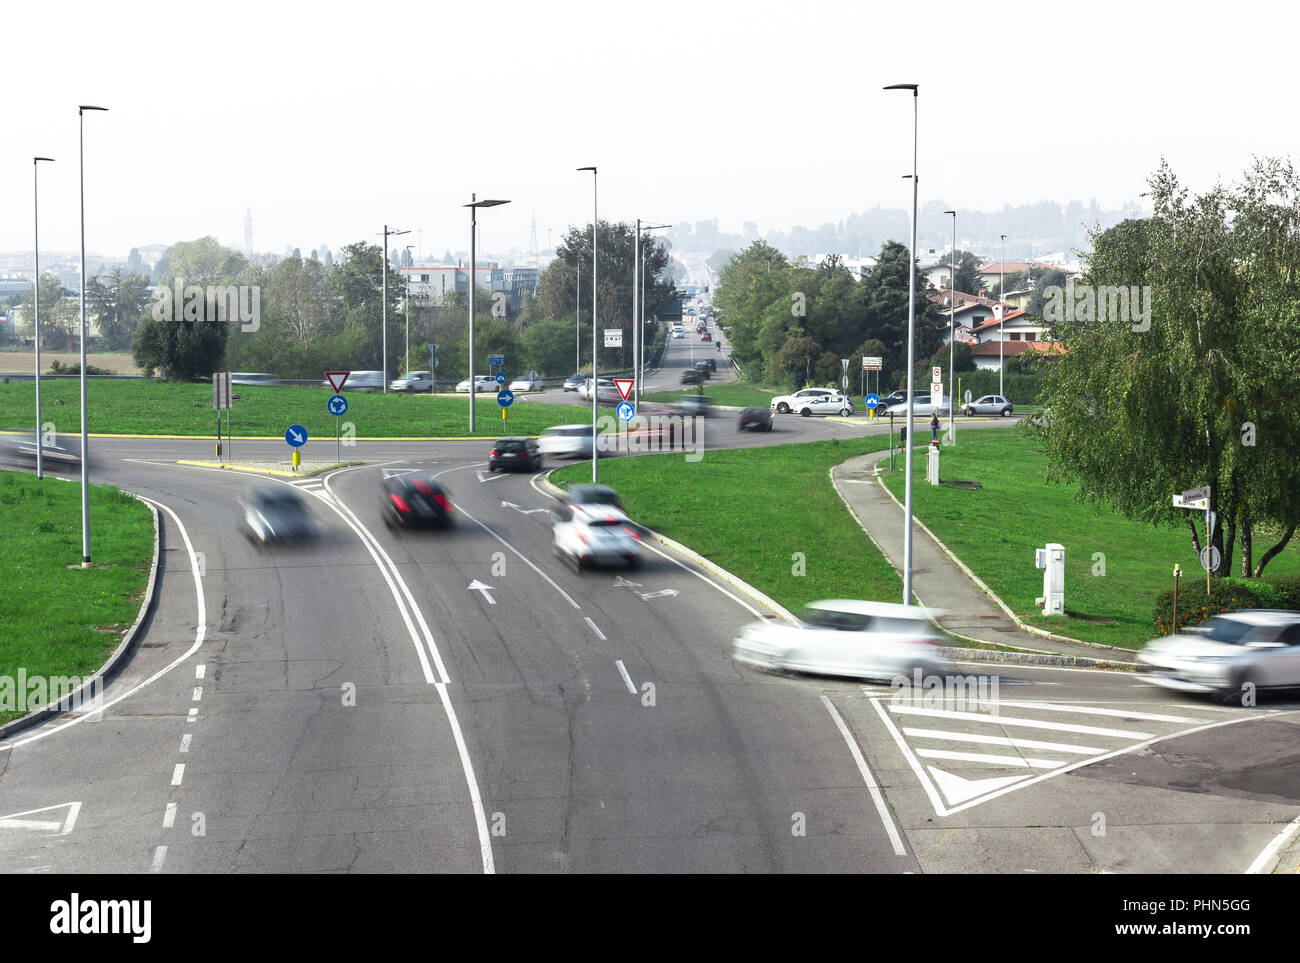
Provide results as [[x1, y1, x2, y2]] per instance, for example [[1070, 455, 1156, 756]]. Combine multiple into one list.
[[878, 429, 1300, 647], [550, 437, 903, 615], [0, 470, 155, 725], [0, 378, 615, 439]]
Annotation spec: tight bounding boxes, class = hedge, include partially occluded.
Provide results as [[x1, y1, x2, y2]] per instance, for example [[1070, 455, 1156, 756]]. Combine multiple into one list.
[[1152, 576, 1300, 636]]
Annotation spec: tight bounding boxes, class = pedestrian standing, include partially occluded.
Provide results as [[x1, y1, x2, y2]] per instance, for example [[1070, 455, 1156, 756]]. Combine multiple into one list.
[[930, 411, 939, 443]]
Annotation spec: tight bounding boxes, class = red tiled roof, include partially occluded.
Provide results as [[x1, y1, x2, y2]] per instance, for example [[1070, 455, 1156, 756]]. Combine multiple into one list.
[[970, 310, 1036, 333], [968, 340, 1065, 357]]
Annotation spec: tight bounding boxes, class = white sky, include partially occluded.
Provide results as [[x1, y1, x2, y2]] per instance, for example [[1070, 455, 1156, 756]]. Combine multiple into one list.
[[3, 0, 1295, 260]]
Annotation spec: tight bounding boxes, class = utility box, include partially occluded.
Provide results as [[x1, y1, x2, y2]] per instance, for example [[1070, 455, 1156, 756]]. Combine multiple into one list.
[[926, 445, 940, 485], [1034, 543, 1065, 615]]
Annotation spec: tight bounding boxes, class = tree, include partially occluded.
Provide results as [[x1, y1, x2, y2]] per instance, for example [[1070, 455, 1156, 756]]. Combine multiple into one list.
[[1031, 158, 1300, 579], [775, 335, 823, 389], [85, 269, 151, 351], [19, 275, 78, 350], [948, 250, 983, 295], [859, 240, 942, 366]]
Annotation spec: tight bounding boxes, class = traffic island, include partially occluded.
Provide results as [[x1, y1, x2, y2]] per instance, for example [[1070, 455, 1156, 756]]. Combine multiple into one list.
[[176, 459, 361, 478]]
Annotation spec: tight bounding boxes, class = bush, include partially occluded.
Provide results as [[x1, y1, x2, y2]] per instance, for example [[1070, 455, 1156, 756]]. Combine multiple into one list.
[[1152, 577, 1299, 635], [49, 360, 114, 376]]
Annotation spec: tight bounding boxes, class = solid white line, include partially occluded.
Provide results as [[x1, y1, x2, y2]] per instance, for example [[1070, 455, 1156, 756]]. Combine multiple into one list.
[[170, 764, 185, 787], [886, 704, 1154, 739], [2, 496, 207, 752], [1246, 811, 1300, 874], [187, 708, 197, 723], [986, 700, 1202, 724], [192, 686, 203, 702], [179, 733, 191, 753], [584, 617, 606, 641], [162, 803, 177, 828], [915, 748, 1060, 769], [150, 846, 167, 873], [901, 727, 1103, 754], [615, 660, 637, 694], [434, 682, 495, 874], [195, 664, 205, 680], [819, 695, 907, 856]]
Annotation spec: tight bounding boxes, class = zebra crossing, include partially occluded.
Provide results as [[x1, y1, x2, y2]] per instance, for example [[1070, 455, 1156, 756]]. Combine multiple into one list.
[[868, 691, 1229, 816]]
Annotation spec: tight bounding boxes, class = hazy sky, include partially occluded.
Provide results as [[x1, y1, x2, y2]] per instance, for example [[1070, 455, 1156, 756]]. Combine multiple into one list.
[[4, 0, 1295, 260]]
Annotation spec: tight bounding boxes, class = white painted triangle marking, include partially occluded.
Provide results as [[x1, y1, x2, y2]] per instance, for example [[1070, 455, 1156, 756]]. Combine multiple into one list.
[[0, 801, 81, 835], [382, 468, 419, 479], [476, 470, 507, 483], [927, 767, 1031, 805]]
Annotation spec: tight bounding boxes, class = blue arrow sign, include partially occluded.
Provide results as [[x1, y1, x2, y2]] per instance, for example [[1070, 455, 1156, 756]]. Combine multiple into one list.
[[495, 372, 506, 385], [327, 394, 348, 416], [865, 393, 880, 410], [616, 401, 635, 422], [285, 424, 308, 447], [497, 389, 514, 408]]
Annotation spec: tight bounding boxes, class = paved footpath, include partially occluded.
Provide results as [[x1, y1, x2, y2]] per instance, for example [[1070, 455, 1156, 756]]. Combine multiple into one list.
[[832, 449, 1133, 663]]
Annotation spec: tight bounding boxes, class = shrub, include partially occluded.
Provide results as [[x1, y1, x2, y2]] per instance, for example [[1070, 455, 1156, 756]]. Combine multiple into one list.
[[1152, 577, 1300, 635]]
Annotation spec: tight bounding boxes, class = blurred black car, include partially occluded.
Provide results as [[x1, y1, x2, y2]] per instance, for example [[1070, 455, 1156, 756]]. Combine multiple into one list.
[[677, 395, 713, 417], [382, 473, 454, 529], [700, 358, 717, 373], [241, 485, 316, 544], [738, 406, 773, 431], [488, 437, 542, 472], [692, 361, 713, 379], [681, 368, 703, 385]]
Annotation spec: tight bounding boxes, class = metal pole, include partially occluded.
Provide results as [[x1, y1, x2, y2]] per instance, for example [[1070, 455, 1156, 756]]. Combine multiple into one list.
[[946, 210, 956, 442], [590, 170, 599, 484], [633, 218, 640, 407], [470, 201, 476, 431], [78, 106, 106, 566], [576, 260, 580, 373], [999, 234, 1006, 398], [382, 225, 388, 393], [33, 157, 53, 480]]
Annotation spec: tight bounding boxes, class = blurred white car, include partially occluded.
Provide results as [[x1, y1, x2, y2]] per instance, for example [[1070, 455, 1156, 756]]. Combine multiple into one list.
[[509, 374, 544, 392], [733, 600, 947, 681], [884, 396, 950, 418], [552, 502, 642, 572], [1137, 610, 1300, 700], [455, 375, 496, 393], [538, 424, 600, 459], [390, 370, 434, 392]]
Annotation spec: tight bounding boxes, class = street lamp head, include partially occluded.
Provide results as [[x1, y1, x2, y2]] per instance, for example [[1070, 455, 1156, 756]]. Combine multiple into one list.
[[466, 198, 510, 209], [943, 209, 955, 215], [642, 223, 671, 231], [883, 83, 918, 93], [576, 166, 596, 172], [78, 105, 109, 113], [35, 156, 54, 164]]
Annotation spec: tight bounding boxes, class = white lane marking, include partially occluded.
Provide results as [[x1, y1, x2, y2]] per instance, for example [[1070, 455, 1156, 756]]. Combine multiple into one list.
[[615, 660, 637, 695], [453, 503, 582, 610], [192, 687, 203, 702], [475, 470, 507, 483], [639, 589, 679, 600], [187, 708, 198, 723], [584, 617, 606, 641], [915, 748, 1061, 769], [162, 803, 177, 828], [195, 665, 205, 680], [819, 695, 907, 857], [179, 733, 191, 753], [902, 727, 1104, 755], [886, 704, 1155, 740], [150, 845, 167, 873], [170, 764, 185, 787], [467, 580, 497, 604], [986, 701, 1202, 724], [1, 496, 206, 752], [1247, 811, 1300, 874], [434, 682, 495, 874], [0, 802, 81, 834], [502, 500, 549, 515]]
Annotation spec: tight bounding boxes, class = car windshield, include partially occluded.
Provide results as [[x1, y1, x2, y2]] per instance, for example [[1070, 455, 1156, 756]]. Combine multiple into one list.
[[1196, 616, 1257, 644], [498, 441, 525, 451]]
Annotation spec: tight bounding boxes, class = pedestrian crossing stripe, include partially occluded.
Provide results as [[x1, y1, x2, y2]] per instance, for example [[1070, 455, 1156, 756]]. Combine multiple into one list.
[[867, 693, 1258, 817]]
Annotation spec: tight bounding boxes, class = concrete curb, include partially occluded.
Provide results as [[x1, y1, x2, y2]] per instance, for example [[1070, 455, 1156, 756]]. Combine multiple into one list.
[[539, 473, 797, 624], [176, 459, 361, 478], [867, 449, 1125, 652], [934, 646, 1139, 670], [0, 494, 162, 741]]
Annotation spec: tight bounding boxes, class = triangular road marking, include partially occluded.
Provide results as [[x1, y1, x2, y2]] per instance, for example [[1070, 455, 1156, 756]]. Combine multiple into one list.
[[382, 468, 419, 479], [0, 802, 80, 836], [927, 767, 1031, 805]]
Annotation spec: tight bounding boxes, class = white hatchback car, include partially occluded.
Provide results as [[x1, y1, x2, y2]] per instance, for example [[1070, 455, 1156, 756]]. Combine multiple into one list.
[[509, 374, 544, 392], [455, 375, 496, 393], [552, 503, 642, 572], [770, 389, 854, 417], [733, 600, 947, 681], [538, 424, 602, 459], [1137, 610, 1300, 700]]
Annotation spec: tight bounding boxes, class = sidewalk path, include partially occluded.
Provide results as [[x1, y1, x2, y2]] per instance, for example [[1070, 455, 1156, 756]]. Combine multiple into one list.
[[832, 450, 1132, 662]]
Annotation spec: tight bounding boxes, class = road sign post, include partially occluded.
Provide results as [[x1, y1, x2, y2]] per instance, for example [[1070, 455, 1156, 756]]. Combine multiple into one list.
[[213, 371, 231, 460], [285, 424, 307, 472], [497, 388, 514, 423], [327, 394, 348, 461], [1172, 486, 1214, 591]]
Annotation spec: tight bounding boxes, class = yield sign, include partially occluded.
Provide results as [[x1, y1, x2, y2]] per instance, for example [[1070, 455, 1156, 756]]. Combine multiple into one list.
[[613, 379, 635, 401], [325, 370, 350, 393]]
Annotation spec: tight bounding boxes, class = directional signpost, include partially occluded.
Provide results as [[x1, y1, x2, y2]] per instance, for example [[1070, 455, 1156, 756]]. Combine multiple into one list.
[[327, 394, 348, 461], [842, 358, 850, 392], [213, 371, 232, 460], [1172, 486, 1214, 591], [615, 380, 635, 460], [285, 423, 307, 472], [497, 387, 514, 422], [865, 392, 880, 421]]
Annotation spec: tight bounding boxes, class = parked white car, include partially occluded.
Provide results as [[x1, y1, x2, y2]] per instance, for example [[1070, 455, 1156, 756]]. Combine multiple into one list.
[[1137, 610, 1300, 700], [884, 395, 951, 417], [509, 374, 544, 392], [455, 375, 496, 393], [770, 388, 854, 417], [552, 502, 642, 572], [733, 600, 948, 681]]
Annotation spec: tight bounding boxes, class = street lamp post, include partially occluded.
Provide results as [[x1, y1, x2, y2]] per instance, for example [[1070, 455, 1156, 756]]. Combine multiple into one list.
[[944, 209, 956, 442], [577, 167, 598, 482], [33, 156, 54, 480], [885, 83, 919, 606], [999, 234, 1007, 398], [575, 260, 581, 372], [637, 222, 670, 404], [404, 243, 414, 377], [78, 105, 107, 567], [464, 197, 509, 431], [379, 226, 410, 394]]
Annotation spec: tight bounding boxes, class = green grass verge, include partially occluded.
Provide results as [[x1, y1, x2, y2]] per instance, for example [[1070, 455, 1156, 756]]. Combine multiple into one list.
[[0, 379, 614, 438], [643, 380, 785, 409], [550, 437, 903, 614], [877, 430, 1300, 648], [0, 470, 155, 725]]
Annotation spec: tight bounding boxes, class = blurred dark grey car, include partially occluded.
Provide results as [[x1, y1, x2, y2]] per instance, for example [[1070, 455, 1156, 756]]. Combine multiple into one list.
[[738, 406, 772, 431], [240, 485, 316, 544]]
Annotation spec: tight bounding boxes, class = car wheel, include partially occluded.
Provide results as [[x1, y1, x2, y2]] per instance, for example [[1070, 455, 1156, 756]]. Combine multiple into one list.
[[800, 408, 812, 417], [839, 408, 851, 417], [776, 402, 790, 414], [1222, 671, 1262, 707], [764, 422, 773, 431], [1001, 408, 1012, 417], [963, 407, 972, 417]]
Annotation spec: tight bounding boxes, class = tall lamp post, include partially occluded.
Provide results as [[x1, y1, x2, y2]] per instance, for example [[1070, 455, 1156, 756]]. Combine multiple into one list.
[[33, 156, 54, 480], [575, 260, 581, 373], [944, 209, 956, 441], [379, 225, 410, 393], [636, 222, 670, 405], [999, 233, 1007, 398], [577, 167, 598, 482], [404, 243, 414, 377], [464, 197, 509, 431], [78, 105, 107, 567], [885, 82, 918, 607]]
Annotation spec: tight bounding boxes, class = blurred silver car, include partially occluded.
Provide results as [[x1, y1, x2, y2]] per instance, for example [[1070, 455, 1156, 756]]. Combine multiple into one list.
[[1137, 610, 1300, 700], [733, 600, 947, 681], [390, 370, 434, 392], [552, 502, 642, 572], [884, 396, 950, 417], [509, 374, 544, 392], [962, 394, 1014, 417], [240, 484, 316, 544]]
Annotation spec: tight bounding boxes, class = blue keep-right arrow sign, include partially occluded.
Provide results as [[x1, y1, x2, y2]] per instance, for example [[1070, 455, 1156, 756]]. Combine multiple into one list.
[[285, 424, 308, 447]]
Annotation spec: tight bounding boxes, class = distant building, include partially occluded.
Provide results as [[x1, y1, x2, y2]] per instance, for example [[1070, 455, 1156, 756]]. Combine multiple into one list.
[[402, 262, 539, 315]]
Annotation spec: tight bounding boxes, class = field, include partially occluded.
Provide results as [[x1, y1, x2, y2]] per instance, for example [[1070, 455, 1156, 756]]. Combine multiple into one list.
[[0, 351, 142, 375]]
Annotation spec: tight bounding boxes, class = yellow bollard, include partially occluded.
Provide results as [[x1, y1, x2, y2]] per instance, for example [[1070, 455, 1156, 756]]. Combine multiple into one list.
[[292, 449, 301, 472]]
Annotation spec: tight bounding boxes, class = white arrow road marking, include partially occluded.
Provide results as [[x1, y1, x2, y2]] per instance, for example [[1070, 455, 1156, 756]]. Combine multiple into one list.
[[612, 576, 643, 588], [501, 501, 549, 515], [467, 580, 497, 604], [475, 470, 507, 483], [0, 802, 81, 835], [615, 660, 637, 695], [639, 589, 678, 601]]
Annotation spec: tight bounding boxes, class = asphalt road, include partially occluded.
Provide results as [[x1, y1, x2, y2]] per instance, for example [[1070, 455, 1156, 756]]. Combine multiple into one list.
[[1, 364, 1297, 874]]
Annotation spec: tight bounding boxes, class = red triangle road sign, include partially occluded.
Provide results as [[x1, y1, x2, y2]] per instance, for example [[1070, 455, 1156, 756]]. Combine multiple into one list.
[[325, 371, 350, 393], [613, 379, 634, 401]]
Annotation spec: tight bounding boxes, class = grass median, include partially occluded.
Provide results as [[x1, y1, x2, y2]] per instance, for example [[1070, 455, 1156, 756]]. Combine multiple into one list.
[[877, 429, 1300, 647], [549, 436, 902, 614], [0, 378, 610, 438], [0, 470, 155, 725], [643, 380, 785, 409]]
